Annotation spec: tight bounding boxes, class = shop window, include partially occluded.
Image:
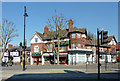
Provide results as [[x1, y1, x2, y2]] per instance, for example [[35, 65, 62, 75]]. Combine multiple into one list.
[[44, 57, 50, 62], [47, 44, 52, 52], [77, 33, 80, 38], [72, 34, 76, 38], [34, 45, 39, 52], [78, 43, 81, 48]]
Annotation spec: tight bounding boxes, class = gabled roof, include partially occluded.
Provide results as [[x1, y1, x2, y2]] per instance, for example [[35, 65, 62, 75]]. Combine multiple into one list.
[[30, 32, 44, 40], [8, 46, 23, 52], [69, 27, 87, 34], [43, 29, 69, 40], [107, 35, 117, 43], [31, 27, 87, 41]]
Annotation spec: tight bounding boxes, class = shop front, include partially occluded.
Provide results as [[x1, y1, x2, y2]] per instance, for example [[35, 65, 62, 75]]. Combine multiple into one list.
[[54, 52, 68, 64], [32, 53, 42, 65], [68, 49, 93, 65]]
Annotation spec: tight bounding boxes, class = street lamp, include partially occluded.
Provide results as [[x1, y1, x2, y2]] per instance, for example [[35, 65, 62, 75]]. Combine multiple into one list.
[[23, 6, 28, 71]]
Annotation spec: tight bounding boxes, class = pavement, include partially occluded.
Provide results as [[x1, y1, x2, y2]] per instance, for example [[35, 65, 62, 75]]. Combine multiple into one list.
[[1, 63, 120, 81]]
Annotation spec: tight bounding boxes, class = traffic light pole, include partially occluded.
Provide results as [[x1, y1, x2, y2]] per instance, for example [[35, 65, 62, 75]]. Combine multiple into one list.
[[97, 28, 100, 80]]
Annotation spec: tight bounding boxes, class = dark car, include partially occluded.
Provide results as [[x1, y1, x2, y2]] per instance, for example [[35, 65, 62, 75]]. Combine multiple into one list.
[[1, 62, 8, 67]]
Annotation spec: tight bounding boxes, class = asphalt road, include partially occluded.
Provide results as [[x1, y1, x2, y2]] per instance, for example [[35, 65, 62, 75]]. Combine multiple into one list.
[[1, 63, 120, 81]]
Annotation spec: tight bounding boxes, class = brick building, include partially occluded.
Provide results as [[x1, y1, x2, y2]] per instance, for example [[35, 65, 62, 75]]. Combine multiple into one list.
[[30, 19, 117, 65], [116, 42, 120, 62]]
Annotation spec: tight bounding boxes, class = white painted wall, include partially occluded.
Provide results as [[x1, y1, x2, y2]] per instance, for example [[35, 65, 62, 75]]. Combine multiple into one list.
[[107, 55, 111, 62], [30, 52, 33, 65], [4, 52, 9, 56], [2, 57, 8, 62], [31, 33, 43, 43], [108, 38, 116, 45], [10, 52, 19, 56], [13, 57, 20, 62], [78, 54, 86, 63], [82, 34, 86, 38]]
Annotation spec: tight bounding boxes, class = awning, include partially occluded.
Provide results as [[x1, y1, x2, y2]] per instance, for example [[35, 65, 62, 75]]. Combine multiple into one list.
[[56, 42, 69, 46], [32, 53, 41, 56]]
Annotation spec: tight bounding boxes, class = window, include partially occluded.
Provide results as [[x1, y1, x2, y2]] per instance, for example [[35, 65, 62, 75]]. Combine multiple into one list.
[[72, 34, 76, 38], [35, 38, 38, 43], [72, 43, 76, 49], [47, 44, 52, 52], [77, 34, 80, 38], [78, 43, 81, 48], [34, 45, 39, 52], [44, 57, 50, 62]]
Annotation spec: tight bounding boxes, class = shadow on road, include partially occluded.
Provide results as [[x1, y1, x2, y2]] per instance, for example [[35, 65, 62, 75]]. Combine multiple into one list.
[[2, 70, 120, 81]]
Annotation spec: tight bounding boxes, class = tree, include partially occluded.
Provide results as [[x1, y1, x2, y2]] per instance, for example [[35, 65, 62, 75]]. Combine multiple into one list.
[[87, 32, 95, 40], [47, 10, 68, 65], [0, 19, 18, 62], [19, 42, 22, 47]]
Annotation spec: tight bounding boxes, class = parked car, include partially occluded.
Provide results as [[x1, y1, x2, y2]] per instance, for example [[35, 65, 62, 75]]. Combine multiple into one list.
[[1, 62, 8, 67]]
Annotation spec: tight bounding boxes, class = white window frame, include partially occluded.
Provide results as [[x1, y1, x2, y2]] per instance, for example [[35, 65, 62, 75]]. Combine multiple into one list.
[[77, 33, 80, 38], [72, 34, 76, 38], [34, 45, 39, 52]]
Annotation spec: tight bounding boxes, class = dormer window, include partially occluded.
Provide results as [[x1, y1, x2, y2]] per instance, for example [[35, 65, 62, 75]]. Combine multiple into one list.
[[72, 34, 76, 38], [77, 34, 80, 38], [35, 38, 38, 43]]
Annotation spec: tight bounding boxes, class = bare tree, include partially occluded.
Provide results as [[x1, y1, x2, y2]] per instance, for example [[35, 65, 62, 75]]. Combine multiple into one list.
[[87, 32, 95, 40], [0, 19, 18, 62], [47, 10, 68, 65]]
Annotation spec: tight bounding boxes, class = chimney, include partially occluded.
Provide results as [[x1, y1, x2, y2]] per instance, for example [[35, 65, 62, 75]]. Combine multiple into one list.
[[44, 25, 48, 36], [68, 19, 73, 32], [8, 44, 13, 49]]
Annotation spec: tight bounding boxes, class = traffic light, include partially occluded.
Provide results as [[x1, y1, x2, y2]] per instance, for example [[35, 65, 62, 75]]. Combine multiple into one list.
[[101, 30, 108, 45]]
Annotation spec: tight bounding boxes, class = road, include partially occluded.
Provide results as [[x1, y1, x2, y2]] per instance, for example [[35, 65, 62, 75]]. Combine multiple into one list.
[[1, 63, 120, 81]]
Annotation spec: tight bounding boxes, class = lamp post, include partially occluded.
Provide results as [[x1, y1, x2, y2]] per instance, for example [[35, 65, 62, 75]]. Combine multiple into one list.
[[23, 6, 28, 71]]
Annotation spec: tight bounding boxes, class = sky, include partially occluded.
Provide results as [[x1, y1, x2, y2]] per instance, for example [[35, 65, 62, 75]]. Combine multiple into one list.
[[2, 2, 118, 47]]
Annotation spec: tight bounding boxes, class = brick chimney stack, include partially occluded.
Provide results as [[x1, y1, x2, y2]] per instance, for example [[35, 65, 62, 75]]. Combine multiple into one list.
[[68, 19, 73, 32], [44, 25, 48, 36], [8, 44, 13, 49]]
